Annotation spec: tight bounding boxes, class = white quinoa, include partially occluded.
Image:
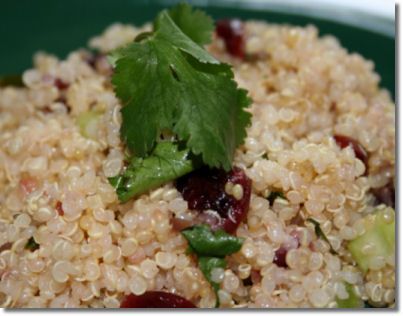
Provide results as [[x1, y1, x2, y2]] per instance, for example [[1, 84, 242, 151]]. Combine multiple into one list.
[[0, 21, 395, 308]]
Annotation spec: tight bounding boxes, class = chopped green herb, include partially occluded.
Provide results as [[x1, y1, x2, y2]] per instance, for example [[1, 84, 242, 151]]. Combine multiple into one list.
[[181, 224, 244, 307], [0, 74, 24, 87], [198, 256, 227, 307], [181, 224, 244, 257], [336, 283, 364, 308], [109, 142, 196, 202], [348, 209, 395, 273], [110, 4, 251, 170], [25, 237, 39, 251], [306, 218, 338, 255], [268, 191, 286, 205]]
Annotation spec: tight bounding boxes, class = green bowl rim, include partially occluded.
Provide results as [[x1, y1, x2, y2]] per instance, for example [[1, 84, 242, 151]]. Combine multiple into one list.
[[163, 0, 395, 38]]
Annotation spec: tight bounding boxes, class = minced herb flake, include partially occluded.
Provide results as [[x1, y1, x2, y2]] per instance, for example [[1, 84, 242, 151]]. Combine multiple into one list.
[[181, 224, 244, 307], [25, 237, 39, 251], [307, 218, 338, 255], [268, 191, 286, 205]]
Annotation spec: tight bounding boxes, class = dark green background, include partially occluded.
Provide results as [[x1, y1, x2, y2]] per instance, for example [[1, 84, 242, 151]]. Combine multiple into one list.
[[0, 0, 395, 98]]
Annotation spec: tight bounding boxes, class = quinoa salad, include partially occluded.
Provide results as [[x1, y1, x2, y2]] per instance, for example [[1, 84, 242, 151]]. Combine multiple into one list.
[[0, 4, 395, 309]]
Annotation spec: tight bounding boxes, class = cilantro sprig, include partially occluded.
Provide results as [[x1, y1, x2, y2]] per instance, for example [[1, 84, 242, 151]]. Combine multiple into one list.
[[110, 3, 251, 171]]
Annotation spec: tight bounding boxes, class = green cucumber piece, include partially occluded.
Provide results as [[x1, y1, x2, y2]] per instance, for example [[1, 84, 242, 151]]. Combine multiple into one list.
[[76, 110, 103, 139], [347, 208, 395, 273], [336, 283, 364, 308]]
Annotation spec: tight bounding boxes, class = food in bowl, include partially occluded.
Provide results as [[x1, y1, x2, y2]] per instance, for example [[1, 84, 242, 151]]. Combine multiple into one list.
[[0, 3, 395, 308]]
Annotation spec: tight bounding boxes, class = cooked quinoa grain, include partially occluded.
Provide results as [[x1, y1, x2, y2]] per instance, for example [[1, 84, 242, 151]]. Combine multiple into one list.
[[0, 20, 395, 308]]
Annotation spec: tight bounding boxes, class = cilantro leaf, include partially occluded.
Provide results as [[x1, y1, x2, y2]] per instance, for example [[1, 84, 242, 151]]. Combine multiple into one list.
[[154, 11, 218, 64], [109, 142, 196, 202], [267, 190, 286, 205], [168, 3, 214, 46], [25, 237, 39, 251], [181, 224, 243, 307], [181, 224, 244, 257], [307, 218, 338, 255], [198, 256, 226, 306], [111, 8, 251, 170]]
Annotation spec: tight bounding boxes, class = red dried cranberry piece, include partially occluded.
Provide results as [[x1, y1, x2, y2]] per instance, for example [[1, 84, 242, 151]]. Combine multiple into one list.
[[120, 291, 195, 308], [176, 167, 251, 234], [273, 232, 300, 268], [372, 183, 395, 208], [273, 247, 288, 268], [55, 201, 64, 216], [334, 135, 368, 170], [0, 242, 12, 253], [54, 78, 69, 90], [216, 19, 245, 59]]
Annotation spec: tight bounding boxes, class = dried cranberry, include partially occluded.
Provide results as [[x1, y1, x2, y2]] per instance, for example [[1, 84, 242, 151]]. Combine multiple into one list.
[[273, 247, 288, 268], [55, 201, 64, 216], [54, 78, 69, 90], [334, 135, 368, 170], [372, 183, 395, 208], [273, 232, 300, 268], [0, 242, 12, 253], [216, 19, 245, 59], [120, 291, 196, 308], [176, 167, 251, 234]]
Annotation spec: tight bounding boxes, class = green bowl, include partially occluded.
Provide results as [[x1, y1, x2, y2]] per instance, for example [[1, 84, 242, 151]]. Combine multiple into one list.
[[1, 0, 394, 98]]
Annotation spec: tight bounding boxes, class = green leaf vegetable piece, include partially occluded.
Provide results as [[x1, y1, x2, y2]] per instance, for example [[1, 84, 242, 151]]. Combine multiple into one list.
[[181, 225, 244, 307], [109, 141, 195, 202], [267, 190, 286, 205], [198, 256, 227, 307], [181, 224, 244, 257], [306, 218, 338, 255], [348, 207, 395, 273], [76, 110, 103, 139], [25, 237, 39, 252], [110, 6, 251, 170], [336, 283, 364, 308]]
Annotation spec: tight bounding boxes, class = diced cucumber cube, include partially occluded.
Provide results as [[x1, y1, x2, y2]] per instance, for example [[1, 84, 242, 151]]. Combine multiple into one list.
[[336, 283, 364, 308], [348, 208, 395, 273]]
